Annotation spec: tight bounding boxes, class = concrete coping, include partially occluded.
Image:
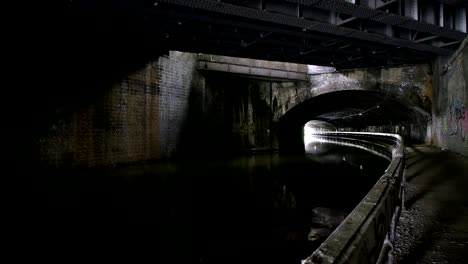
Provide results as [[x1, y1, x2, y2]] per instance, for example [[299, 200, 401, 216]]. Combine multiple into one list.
[[197, 53, 310, 73], [196, 53, 336, 80]]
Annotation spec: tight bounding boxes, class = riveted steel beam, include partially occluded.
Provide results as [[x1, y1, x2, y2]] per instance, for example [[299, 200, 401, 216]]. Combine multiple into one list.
[[156, 0, 453, 55], [286, 0, 467, 40]]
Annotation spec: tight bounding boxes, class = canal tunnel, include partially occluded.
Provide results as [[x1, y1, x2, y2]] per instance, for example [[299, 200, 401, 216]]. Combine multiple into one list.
[[279, 90, 430, 155], [37, 2, 468, 263]]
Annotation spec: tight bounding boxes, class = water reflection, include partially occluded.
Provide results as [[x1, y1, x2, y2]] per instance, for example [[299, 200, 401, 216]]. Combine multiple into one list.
[[47, 141, 390, 264], [304, 140, 334, 155], [272, 182, 296, 209]]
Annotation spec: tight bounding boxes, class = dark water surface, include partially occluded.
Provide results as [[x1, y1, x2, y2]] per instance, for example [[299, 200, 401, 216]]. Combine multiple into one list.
[[46, 142, 389, 263]]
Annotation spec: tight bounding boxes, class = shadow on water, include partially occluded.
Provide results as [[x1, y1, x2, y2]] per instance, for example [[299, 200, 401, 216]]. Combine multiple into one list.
[[46, 142, 390, 263]]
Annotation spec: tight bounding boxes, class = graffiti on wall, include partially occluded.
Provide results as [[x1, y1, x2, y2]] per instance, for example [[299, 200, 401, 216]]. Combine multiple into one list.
[[446, 80, 466, 141], [448, 103, 466, 141], [464, 109, 468, 142], [448, 97, 466, 140]]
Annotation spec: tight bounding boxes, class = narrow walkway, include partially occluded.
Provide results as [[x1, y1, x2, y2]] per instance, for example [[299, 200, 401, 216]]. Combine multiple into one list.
[[394, 145, 468, 264]]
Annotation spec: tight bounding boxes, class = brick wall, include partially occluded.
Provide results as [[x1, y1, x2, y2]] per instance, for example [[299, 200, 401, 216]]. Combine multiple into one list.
[[36, 51, 280, 167], [158, 52, 200, 158], [37, 51, 202, 168]]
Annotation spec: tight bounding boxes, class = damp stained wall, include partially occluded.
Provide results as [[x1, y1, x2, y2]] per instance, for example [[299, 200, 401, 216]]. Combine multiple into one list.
[[432, 37, 468, 155], [35, 52, 275, 168], [35, 50, 442, 168], [36, 51, 202, 167]]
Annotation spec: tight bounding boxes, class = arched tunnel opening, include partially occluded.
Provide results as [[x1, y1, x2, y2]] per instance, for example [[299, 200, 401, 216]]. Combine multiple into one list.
[[279, 90, 430, 155]]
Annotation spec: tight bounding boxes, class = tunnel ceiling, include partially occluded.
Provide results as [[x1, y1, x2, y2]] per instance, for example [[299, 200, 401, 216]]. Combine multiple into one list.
[[62, 0, 468, 70], [282, 90, 430, 128]]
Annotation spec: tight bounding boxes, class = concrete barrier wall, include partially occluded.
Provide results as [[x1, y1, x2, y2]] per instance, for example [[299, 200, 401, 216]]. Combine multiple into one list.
[[301, 132, 405, 264], [432, 37, 468, 155]]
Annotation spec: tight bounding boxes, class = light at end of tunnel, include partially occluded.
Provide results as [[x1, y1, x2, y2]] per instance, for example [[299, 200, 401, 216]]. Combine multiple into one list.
[[304, 133, 319, 146], [304, 126, 316, 134], [304, 120, 337, 149]]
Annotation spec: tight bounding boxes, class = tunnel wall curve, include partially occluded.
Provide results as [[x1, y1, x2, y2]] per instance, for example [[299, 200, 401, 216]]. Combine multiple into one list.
[[278, 90, 425, 154], [302, 132, 405, 264]]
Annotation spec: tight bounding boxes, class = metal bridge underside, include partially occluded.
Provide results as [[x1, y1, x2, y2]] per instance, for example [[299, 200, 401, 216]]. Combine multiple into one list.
[[67, 0, 468, 69]]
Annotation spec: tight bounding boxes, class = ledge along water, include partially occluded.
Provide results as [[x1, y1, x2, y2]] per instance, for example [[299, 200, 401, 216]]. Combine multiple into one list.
[[46, 133, 398, 264], [302, 132, 405, 264]]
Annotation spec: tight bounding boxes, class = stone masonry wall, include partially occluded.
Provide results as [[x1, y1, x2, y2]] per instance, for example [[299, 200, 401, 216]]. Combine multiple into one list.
[[230, 80, 272, 151], [202, 74, 274, 153], [272, 64, 432, 123]]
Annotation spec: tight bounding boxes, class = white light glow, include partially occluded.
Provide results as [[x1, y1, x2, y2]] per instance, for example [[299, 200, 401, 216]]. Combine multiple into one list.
[[304, 133, 320, 146], [304, 121, 338, 150], [307, 65, 336, 74], [304, 126, 316, 134]]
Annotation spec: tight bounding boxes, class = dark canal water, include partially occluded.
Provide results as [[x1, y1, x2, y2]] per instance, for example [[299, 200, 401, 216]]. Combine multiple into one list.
[[46, 141, 390, 263]]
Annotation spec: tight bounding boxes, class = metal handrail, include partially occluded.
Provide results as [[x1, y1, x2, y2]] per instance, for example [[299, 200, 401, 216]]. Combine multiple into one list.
[[302, 132, 405, 264]]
